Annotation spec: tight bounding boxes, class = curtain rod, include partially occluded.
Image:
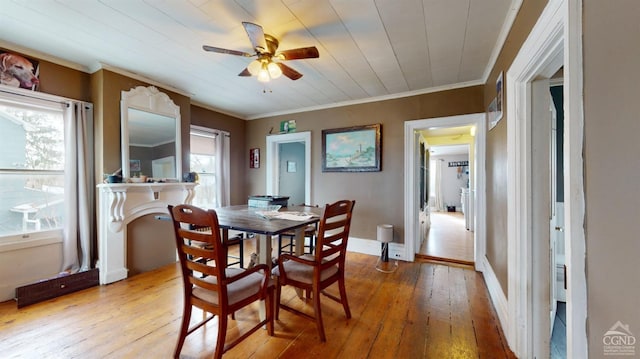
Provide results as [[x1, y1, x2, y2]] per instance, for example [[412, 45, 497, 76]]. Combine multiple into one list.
[[0, 87, 92, 109]]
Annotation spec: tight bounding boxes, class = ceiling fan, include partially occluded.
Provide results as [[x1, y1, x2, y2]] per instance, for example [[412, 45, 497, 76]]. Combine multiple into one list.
[[203, 22, 319, 82]]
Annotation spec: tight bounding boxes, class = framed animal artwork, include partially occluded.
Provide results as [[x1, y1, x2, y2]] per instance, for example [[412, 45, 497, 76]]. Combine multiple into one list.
[[0, 50, 40, 90]]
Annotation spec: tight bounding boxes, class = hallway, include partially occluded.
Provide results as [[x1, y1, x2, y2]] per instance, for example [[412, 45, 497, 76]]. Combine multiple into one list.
[[418, 211, 474, 265]]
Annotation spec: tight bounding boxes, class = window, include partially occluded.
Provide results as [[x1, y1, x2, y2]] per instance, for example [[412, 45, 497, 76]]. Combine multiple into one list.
[[190, 126, 230, 209], [0, 95, 66, 237]]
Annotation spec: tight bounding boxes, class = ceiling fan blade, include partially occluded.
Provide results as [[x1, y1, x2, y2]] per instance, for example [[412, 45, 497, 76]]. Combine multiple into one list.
[[277, 63, 303, 80], [203, 45, 253, 57], [242, 22, 268, 53], [277, 46, 319, 60], [238, 68, 251, 77]]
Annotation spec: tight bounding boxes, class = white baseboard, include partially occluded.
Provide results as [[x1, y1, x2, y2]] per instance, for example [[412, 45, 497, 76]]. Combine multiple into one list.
[[480, 255, 509, 333]]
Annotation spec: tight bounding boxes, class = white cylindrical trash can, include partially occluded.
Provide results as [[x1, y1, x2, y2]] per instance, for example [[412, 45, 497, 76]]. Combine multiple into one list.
[[376, 224, 397, 273]]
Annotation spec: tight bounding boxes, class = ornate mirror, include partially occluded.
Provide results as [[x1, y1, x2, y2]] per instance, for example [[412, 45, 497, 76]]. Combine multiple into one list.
[[120, 86, 181, 180]]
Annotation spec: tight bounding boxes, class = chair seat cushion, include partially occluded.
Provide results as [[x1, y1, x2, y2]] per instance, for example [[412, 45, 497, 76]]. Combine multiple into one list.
[[193, 268, 265, 306], [272, 255, 338, 284]]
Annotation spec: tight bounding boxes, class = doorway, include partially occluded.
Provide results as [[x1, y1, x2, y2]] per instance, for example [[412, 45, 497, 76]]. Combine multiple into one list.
[[404, 113, 486, 269], [265, 132, 311, 204], [505, 0, 586, 356], [549, 82, 567, 358], [418, 140, 474, 265], [278, 142, 305, 205]]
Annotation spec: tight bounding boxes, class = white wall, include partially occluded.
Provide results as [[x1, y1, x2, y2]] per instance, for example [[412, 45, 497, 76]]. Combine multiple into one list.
[[0, 235, 63, 302], [432, 154, 469, 211]]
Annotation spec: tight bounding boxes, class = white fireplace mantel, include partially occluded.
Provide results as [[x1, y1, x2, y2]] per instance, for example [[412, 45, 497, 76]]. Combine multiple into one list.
[[97, 182, 196, 284]]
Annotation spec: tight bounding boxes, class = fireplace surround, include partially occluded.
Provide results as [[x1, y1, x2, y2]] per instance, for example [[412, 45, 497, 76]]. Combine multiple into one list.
[[96, 182, 196, 284]]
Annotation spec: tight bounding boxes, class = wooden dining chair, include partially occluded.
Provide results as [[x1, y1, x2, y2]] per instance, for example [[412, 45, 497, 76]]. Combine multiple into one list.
[[277, 204, 319, 256], [188, 224, 245, 268], [168, 204, 274, 359], [272, 199, 355, 342]]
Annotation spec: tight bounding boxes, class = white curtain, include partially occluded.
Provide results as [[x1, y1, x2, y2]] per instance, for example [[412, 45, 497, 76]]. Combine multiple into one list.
[[215, 132, 230, 207], [62, 102, 94, 272], [434, 159, 445, 211]]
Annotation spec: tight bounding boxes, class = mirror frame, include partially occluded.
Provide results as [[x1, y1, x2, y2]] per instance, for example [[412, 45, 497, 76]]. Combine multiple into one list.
[[120, 86, 181, 180]]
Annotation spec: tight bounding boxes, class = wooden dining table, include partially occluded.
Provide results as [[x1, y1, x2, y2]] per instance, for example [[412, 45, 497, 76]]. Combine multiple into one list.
[[214, 205, 322, 271], [214, 205, 322, 321]]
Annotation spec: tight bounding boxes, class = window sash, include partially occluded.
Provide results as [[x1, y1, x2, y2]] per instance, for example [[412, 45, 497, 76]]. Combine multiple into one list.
[[0, 89, 68, 240]]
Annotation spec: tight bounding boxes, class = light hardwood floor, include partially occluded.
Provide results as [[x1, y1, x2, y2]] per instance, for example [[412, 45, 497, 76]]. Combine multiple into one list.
[[418, 211, 474, 265], [0, 251, 514, 358]]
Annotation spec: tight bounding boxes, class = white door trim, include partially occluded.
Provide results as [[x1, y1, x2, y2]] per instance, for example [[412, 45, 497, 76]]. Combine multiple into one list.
[[506, 0, 587, 357], [404, 113, 486, 267], [265, 132, 311, 204]]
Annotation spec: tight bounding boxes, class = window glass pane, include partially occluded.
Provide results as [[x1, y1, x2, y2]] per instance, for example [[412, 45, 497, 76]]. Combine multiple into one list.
[[191, 154, 215, 173], [0, 100, 65, 238], [192, 173, 217, 209], [0, 104, 64, 170], [190, 127, 228, 209], [0, 173, 65, 235]]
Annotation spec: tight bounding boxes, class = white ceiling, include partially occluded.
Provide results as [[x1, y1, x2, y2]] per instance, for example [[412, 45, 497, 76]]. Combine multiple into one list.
[[422, 125, 473, 156], [0, 0, 518, 120], [429, 144, 469, 156]]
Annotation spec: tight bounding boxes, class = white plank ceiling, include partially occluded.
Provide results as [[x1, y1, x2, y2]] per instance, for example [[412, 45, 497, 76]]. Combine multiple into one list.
[[0, 0, 518, 120]]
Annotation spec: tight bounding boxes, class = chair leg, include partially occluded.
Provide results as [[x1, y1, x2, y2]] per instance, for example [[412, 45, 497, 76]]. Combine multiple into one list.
[[308, 235, 314, 254], [266, 286, 275, 335], [277, 236, 283, 257], [338, 276, 351, 319], [312, 285, 326, 342], [214, 314, 228, 359], [275, 277, 282, 320], [174, 303, 192, 358], [278, 235, 294, 256]]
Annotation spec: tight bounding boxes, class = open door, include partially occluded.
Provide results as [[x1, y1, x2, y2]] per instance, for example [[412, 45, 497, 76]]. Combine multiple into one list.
[[531, 78, 552, 358], [549, 89, 558, 335], [531, 79, 567, 358]]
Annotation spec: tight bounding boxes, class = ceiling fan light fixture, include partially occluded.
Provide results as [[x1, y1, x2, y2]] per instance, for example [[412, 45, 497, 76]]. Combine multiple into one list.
[[257, 62, 270, 82], [203, 22, 319, 82], [267, 62, 282, 79], [247, 59, 262, 76]]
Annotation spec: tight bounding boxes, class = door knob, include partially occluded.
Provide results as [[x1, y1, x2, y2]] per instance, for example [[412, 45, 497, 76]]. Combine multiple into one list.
[[555, 226, 564, 232]]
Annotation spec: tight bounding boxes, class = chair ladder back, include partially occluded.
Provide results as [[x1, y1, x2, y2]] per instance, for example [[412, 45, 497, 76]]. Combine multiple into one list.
[[315, 200, 355, 263], [273, 199, 355, 342], [169, 204, 274, 358], [169, 205, 227, 294]]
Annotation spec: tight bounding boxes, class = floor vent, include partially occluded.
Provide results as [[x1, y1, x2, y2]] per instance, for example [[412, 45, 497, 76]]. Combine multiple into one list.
[[15, 268, 99, 308]]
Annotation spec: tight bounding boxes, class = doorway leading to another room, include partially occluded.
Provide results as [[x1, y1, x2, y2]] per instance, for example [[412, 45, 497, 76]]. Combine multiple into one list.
[[404, 113, 486, 269], [266, 132, 311, 205], [419, 142, 474, 265]]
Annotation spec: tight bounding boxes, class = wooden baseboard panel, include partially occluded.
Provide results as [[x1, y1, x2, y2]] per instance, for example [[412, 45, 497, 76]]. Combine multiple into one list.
[[15, 268, 99, 308]]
